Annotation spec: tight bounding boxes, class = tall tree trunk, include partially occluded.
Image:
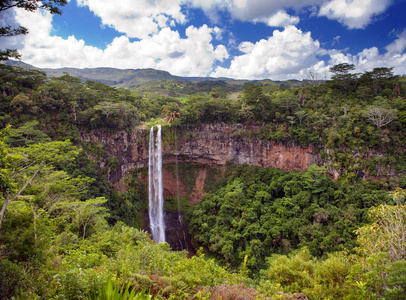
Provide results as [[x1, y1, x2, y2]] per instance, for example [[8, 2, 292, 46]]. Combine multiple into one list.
[[0, 167, 41, 231], [0, 196, 10, 231], [33, 211, 38, 247], [82, 223, 87, 239]]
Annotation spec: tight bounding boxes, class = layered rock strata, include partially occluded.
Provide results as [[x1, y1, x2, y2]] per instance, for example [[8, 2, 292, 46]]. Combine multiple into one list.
[[81, 123, 321, 187]]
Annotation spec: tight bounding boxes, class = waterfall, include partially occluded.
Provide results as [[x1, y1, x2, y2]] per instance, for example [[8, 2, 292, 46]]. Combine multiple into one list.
[[174, 129, 188, 250], [149, 125, 165, 243]]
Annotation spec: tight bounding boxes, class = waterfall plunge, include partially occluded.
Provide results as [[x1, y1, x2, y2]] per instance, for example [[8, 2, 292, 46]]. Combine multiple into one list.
[[149, 125, 165, 243]]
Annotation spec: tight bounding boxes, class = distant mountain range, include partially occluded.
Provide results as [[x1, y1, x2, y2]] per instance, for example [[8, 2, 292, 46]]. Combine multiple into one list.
[[3, 60, 308, 95]]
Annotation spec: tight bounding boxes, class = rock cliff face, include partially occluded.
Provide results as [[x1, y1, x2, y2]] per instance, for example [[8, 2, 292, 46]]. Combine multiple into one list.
[[80, 123, 321, 191], [175, 123, 320, 171]]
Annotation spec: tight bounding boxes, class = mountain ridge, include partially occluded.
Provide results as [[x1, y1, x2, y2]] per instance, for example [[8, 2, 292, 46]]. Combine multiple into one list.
[[3, 60, 306, 90]]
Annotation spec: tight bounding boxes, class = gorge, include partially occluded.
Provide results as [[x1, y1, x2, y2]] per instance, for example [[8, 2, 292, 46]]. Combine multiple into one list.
[[81, 123, 321, 249], [80, 122, 391, 251]]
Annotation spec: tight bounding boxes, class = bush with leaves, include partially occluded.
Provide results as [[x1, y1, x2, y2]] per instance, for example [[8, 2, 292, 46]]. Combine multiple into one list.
[[345, 189, 406, 299], [259, 248, 350, 299]]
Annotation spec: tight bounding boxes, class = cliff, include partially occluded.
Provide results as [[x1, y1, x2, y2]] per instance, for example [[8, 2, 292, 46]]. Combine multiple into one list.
[[80, 123, 321, 193]]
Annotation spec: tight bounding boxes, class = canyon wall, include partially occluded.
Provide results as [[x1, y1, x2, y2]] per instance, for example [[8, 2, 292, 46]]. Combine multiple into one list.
[[81, 123, 321, 190]]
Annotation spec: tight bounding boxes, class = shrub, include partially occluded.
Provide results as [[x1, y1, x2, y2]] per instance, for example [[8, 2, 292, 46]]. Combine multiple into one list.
[[0, 259, 24, 299]]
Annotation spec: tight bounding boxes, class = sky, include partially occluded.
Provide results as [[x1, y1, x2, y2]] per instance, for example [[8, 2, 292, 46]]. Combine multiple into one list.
[[2, 0, 406, 80]]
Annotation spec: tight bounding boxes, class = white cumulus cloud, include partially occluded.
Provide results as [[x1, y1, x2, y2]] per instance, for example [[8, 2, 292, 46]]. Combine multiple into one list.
[[7, 1, 405, 80], [319, 0, 392, 29], [255, 10, 300, 27], [190, 0, 392, 29], [14, 9, 227, 77], [385, 29, 406, 54], [190, 0, 322, 24], [328, 29, 406, 75], [77, 0, 186, 38], [211, 26, 324, 80]]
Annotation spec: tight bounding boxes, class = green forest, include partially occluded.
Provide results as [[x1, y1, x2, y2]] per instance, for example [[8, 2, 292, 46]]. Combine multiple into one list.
[[0, 62, 406, 299]]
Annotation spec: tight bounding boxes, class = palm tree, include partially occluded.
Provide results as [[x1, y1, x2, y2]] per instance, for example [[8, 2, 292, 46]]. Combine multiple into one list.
[[162, 103, 180, 123]]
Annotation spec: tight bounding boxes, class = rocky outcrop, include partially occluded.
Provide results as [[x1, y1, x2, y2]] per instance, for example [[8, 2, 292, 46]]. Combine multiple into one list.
[[80, 123, 321, 188], [176, 123, 320, 171]]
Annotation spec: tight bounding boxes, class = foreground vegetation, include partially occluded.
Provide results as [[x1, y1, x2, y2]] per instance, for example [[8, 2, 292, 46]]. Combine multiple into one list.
[[0, 63, 405, 298]]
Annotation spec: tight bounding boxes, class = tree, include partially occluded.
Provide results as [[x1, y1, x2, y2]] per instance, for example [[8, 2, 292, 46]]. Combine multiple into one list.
[[330, 63, 355, 76], [242, 84, 264, 106], [302, 164, 330, 194], [0, 126, 79, 229], [210, 86, 227, 99], [294, 110, 307, 124], [329, 63, 359, 91], [355, 188, 405, 261], [91, 101, 140, 129], [69, 197, 109, 239], [370, 67, 394, 79], [305, 71, 319, 86], [349, 189, 406, 298], [162, 102, 181, 123], [21, 167, 93, 244], [0, 0, 67, 61], [360, 67, 396, 96], [7, 121, 51, 146], [272, 90, 298, 113], [364, 106, 397, 128], [237, 84, 272, 122]]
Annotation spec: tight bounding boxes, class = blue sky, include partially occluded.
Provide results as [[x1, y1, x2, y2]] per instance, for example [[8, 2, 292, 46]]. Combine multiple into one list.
[[3, 0, 406, 80]]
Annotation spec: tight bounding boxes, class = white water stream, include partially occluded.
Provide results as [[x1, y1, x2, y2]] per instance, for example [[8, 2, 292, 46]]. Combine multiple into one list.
[[148, 125, 165, 243], [175, 129, 188, 250]]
